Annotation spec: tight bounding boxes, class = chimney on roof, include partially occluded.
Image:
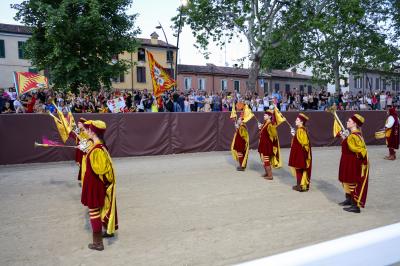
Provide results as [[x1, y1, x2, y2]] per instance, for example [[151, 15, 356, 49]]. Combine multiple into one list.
[[150, 32, 159, 45], [291, 67, 297, 77]]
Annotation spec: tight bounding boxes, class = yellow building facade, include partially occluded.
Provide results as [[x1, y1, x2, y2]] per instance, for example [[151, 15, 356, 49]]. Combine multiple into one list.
[[112, 32, 177, 92]]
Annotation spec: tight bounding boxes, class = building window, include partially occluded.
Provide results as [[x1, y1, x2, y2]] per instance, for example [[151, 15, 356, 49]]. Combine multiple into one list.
[[112, 72, 125, 83], [307, 85, 312, 93], [274, 83, 280, 91], [0, 40, 4, 58], [382, 79, 386, 90], [28, 68, 38, 73], [184, 77, 192, 91], [285, 84, 290, 93], [300, 85, 304, 92], [366, 76, 372, 89], [354, 77, 358, 89], [198, 78, 206, 91], [138, 48, 146, 61], [392, 79, 396, 91], [396, 80, 400, 92], [137, 66, 146, 83], [263, 81, 269, 95], [166, 50, 173, 63], [18, 41, 26, 59], [234, 80, 240, 92], [221, 79, 227, 91]]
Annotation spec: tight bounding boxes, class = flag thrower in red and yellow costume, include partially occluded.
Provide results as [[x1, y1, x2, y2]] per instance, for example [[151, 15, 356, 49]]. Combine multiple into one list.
[[288, 113, 312, 192], [147, 50, 176, 97], [74, 117, 92, 184], [80, 120, 118, 251], [337, 114, 369, 213], [257, 110, 282, 180], [231, 112, 250, 171], [384, 107, 399, 160]]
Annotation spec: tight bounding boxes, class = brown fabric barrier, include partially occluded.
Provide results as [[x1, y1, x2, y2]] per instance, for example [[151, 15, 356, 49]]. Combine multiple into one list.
[[0, 111, 392, 165]]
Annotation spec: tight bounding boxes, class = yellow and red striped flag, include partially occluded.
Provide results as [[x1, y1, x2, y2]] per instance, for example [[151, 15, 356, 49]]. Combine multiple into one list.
[[147, 51, 176, 97], [13, 72, 48, 95]]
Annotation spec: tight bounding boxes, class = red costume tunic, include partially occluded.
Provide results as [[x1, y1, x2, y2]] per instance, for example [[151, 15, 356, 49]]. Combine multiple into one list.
[[81, 143, 107, 208], [338, 131, 369, 208], [258, 121, 281, 168], [231, 124, 249, 168], [386, 110, 399, 150], [81, 143, 118, 233], [288, 126, 312, 189], [288, 127, 312, 173]]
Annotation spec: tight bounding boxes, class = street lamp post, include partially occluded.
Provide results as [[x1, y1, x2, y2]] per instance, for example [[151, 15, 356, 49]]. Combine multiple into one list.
[[175, 0, 188, 91], [155, 22, 174, 78]]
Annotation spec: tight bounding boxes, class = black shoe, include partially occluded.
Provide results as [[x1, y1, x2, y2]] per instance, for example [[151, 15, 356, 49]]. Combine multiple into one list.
[[102, 232, 115, 238], [338, 199, 351, 206], [236, 166, 245, 171], [343, 205, 360, 213]]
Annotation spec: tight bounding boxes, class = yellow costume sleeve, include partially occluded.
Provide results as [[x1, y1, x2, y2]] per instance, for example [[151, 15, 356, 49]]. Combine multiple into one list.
[[90, 148, 113, 176], [296, 127, 310, 151], [347, 134, 367, 158]]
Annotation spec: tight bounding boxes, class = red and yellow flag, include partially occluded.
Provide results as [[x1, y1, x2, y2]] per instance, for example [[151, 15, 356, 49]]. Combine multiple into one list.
[[147, 51, 176, 97], [13, 72, 48, 95]]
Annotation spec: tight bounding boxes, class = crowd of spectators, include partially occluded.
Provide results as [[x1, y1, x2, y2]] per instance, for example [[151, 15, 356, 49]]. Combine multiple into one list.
[[1, 86, 399, 114]]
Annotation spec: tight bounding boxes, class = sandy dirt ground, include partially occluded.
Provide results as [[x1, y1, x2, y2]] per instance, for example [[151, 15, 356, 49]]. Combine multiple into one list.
[[0, 146, 399, 266]]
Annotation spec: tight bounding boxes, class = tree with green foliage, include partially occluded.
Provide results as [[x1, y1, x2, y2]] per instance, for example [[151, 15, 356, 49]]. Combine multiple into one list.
[[175, 0, 324, 93], [301, 0, 400, 93], [12, 0, 140, 91]]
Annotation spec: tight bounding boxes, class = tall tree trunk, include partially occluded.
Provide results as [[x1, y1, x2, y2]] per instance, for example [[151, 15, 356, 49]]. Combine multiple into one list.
[[246, 50, 262, 93], [334, 65, 340, 94]]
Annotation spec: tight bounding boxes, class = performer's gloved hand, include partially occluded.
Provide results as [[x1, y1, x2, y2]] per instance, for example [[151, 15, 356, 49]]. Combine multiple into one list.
[[290, 127, 295, 136], [340, 130, 350, 139], [258, 122, 262, 129], [78, 143, 88, 153], [235, 123, 239, 129]]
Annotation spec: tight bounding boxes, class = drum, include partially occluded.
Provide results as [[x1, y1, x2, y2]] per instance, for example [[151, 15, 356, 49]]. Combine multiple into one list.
[[374, 130, 385, 139]]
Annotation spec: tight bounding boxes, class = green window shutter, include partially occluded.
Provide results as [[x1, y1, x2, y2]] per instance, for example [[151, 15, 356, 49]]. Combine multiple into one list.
[[0, 40, 5, 58], [18, 41, 25, 59]]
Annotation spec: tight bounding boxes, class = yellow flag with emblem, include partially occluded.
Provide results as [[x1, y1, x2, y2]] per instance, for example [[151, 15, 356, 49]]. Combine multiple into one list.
[[333, 118, 342, 138], [49, 102, 72, 143], [230, 101, 237, 120], [274, 106, 286, 126], [242, 104, 254, 123]]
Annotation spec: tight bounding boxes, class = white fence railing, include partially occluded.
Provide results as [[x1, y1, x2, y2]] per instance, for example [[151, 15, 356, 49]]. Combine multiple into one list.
[[237, 222, 400, 266]]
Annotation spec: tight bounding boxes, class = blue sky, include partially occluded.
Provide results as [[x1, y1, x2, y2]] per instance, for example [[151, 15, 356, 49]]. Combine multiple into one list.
[[0, 0, 249, 67]]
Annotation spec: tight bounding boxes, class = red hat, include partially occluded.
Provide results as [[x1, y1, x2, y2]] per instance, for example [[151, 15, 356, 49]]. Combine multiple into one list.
[[84, 120, 107, 137], [350, 114, 365, 127], [297, 113, 309, 124], [388, 107, 398, 117]]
